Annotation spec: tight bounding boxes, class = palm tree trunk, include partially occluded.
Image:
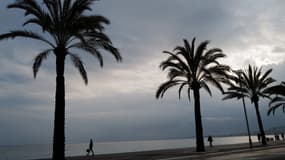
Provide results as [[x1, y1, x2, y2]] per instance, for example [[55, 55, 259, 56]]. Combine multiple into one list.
[[253, 100, 267, 145], [193, 87, 205, 152], [242, 98, 252, 148], [53, 54, 66, 160]]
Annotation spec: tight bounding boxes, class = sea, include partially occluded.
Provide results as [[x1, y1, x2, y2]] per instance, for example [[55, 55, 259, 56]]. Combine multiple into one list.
[[0, 136, 262, 160]]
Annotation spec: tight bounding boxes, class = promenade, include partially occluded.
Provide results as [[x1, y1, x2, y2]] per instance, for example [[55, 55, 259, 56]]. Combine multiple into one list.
[[38, 141, 285, 160], [160, 142, 285, 160]]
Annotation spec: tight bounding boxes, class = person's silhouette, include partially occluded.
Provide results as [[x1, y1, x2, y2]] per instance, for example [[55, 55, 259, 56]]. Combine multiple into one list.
[[208, 136, 213, 147], [87, 139, 95, 156], [257, 133, 261, 142]]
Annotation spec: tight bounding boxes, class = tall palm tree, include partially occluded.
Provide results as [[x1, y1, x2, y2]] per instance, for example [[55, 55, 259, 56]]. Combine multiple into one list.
[[224, 70, 253, 148], [223, 65, 275, 145], [156, 38, 230, 152], [0, 0, 121, 159], [264, 82, 285, 115]]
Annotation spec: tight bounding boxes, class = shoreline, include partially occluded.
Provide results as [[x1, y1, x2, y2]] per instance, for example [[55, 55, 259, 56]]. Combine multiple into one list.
[[37, 141, 285, 160]]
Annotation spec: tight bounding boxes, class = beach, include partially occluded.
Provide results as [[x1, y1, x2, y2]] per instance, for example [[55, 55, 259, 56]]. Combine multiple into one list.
[[37, 141, 285, 160]]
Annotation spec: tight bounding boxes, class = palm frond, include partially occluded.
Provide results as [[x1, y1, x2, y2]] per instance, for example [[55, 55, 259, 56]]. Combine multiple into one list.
[[205, 75, 225, 93], [8, 0, 54, 32], [259, 68, 272, 83], [194, 40, 209, 64], [90, 38, 121, 62], [223, 91, 244, 100], [268, 102, 285, 115], [160, 61, 183, 71], [0, 30, 54, 47], [183, 39, 191, 57], [178, 83, 188, 99], [162, 51, 190, 73], [8, 0, 44, 18], [190, 37, 196, 59], [156, 80, 182, 99], [187, 86, 191, 102], [63, 0, 72, 13], [200, 81, 212, 96], [43, 0, 59, 23], [70, 42, 104, 66], [264, 83, 285, 96], [76, 15, 110, 31], [69, 53, 88, 85], [259, 77, 276, 90], [167, 68, 186, 80], [23, 18, 41, 26], [269, 96, 285, 106], [204, 48, 223, 58], [68, 0, 95, 19], [69, 32, 121, 65], [33, 49, 53, 78]]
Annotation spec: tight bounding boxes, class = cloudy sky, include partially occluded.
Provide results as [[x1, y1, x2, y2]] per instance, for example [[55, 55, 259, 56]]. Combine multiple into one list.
[[0, 0, 285, 145]]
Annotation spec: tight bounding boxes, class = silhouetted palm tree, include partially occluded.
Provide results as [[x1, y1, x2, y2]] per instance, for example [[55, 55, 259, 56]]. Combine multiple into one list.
[[223, 65, 275, 145], [156, 38, 230, 152], [224, 70, 253, 148], [0, 0, 121, 159], [264, 82, 285, 115]]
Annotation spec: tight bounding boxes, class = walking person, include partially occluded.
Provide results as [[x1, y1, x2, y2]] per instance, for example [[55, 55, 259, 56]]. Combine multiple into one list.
[[257, 133, 261, 142], [86, 139, 95, 156], [275, 134, 280, 141], [208, 136, 213, 147], [281, 133, 284, 141]]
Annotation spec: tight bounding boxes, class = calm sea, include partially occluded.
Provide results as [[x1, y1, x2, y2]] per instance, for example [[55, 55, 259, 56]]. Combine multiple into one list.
[[0, 136, 261, 160]]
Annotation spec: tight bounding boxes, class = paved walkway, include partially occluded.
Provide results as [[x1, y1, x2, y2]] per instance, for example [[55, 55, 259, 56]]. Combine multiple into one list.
[[206, 147, 285, 160], [159, 143, 285, 160], [38, 141, 285, 160]]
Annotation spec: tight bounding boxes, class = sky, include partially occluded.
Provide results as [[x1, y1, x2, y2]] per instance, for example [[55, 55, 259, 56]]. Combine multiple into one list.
[[0, 0, 285, 145]]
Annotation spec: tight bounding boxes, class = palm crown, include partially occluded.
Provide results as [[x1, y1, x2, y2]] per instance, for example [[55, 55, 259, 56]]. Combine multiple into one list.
[[223, 65, 275, 102], [156, 38, 230, 99], [0, 0, 121, 84]]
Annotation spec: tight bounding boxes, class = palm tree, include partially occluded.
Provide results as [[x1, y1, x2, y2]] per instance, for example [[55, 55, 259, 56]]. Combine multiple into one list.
[[0, 0, 121, 159], [223, 65, 275, 145], [224, 70, 253, 148], [264, 82, 285, 115], [156, 38, 230, 152]]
